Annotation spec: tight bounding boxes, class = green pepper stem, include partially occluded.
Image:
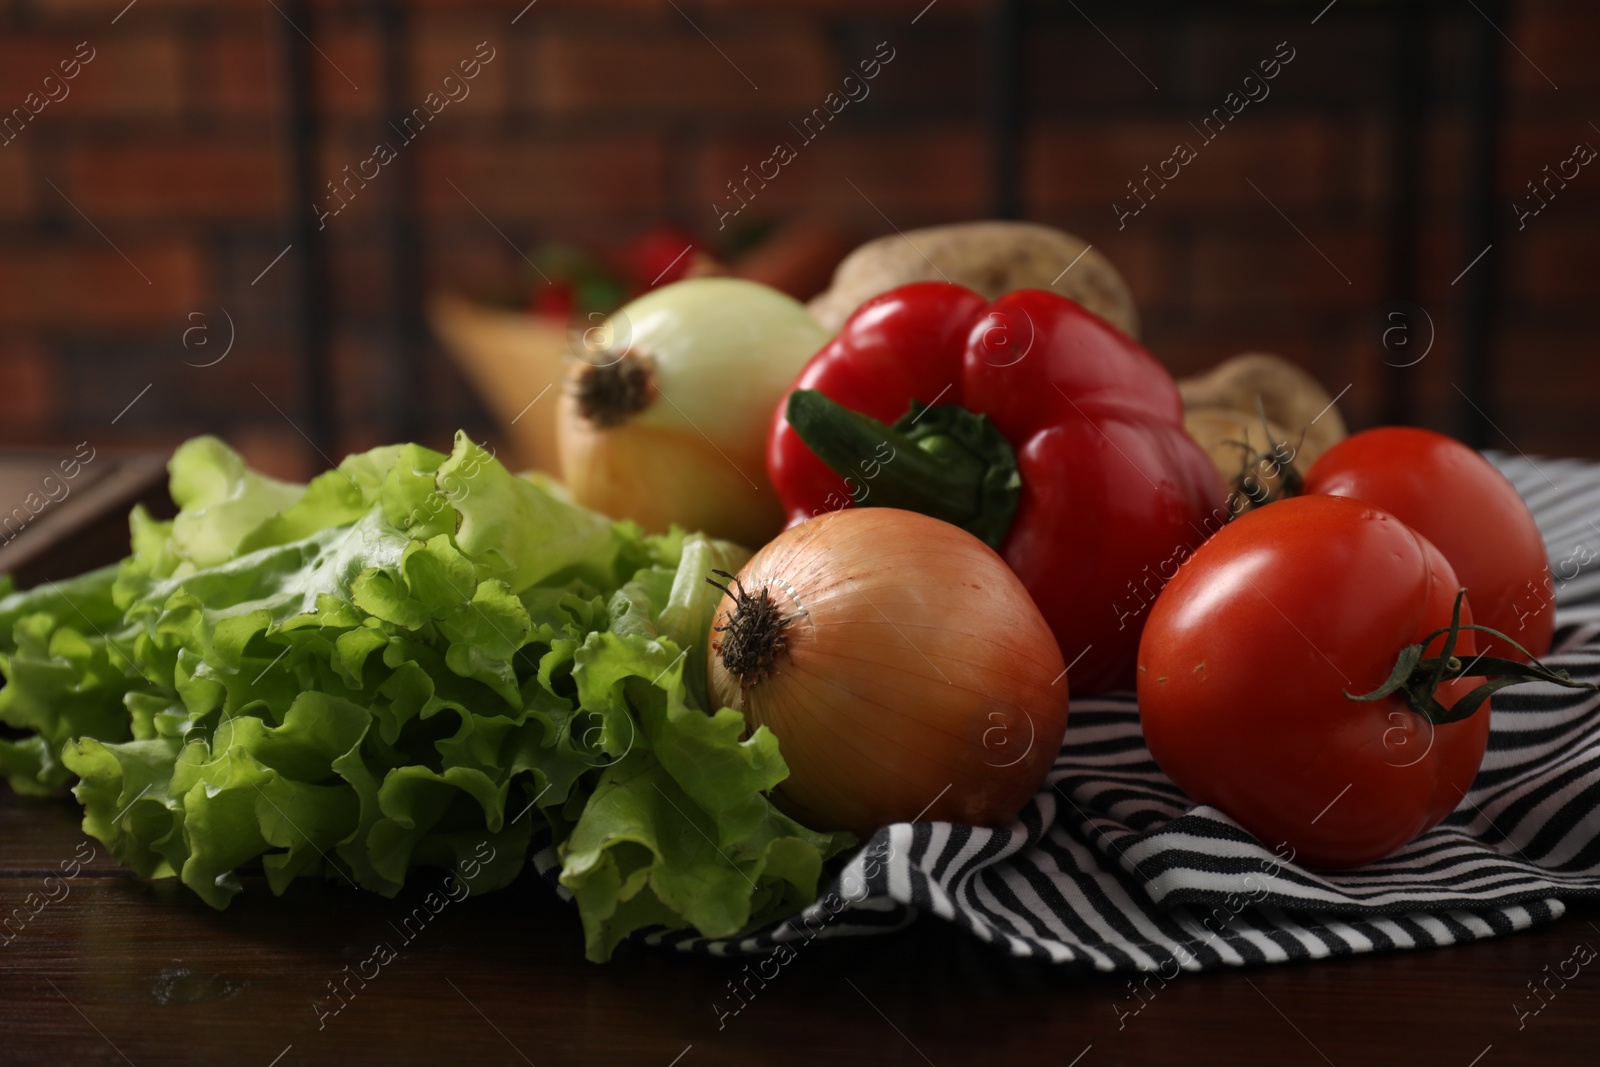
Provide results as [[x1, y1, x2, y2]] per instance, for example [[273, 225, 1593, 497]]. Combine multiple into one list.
[[784, 390, 1021, 550], [1346, 588, 1595, 724]]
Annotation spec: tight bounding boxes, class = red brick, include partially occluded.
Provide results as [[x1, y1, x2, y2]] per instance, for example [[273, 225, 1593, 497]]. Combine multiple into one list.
[[691, 126, 986, 230], [334, 422, 404, 464], [0, 36, 187, 120], [861, 28, 979, 112], [1340, 118, 1389, 212], [427, 211, 651, 267], [1501, 118, 1600, 206], [0, 242, 206, 328], [1097, 228, 1170, 315], [1025, 117, 1342, 218], [197, 30, 282, 120], [327, 240, 393, 315], [697, 0, 985, 14], [411, 17, 509, 120], [1187, 223, 1384, 314], [330, 333, 389, 422], [1175, 117, 1344, 208], [1509, 1, 1600, 95], [1027, 122, 1198, 216], [1024, 212, 1171, 313], [312, 30, 381, 119], [0, 340, 59, 431], [307, 131, 390, 229], [166, 344, 302, 420], [402, 0, 984, 13], [1411, 228, 1488, 308], [0, 40, 87, 104], [228, 424, 320, 484], [306, 28, 508, 122], [312, 124, 461, 229], [1371, 314, 1464, 428], [424, 232, 529, 302], [1515, 224, 1600, 306], [406, 0, 664, 11], [527, 26, 832, 118], [1186, 18, 1382, 105], [1025, 23, 1163, 111], [417, 136, 668, 219], [1492, 326, 1600, 407], [63, 141, 284, 220], [1147, 308, 1344, 373], [1489, 327, 1600, 456], [420, 346, 491, 429], [27, 0, 220, 15]]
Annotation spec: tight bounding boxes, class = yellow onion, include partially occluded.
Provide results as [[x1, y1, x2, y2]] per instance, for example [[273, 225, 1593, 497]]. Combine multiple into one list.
[[706, 507, 1069, 836], [557, 278, 829, 548]]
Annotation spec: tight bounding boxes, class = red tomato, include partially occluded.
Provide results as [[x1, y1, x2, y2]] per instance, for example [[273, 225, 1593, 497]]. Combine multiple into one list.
[[1302, 427, 1555, 659], [1137, 495, 1490, 868]]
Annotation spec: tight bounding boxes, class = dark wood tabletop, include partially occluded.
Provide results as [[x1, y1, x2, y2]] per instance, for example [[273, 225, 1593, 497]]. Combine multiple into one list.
[[2, 451, 1597, 1067]]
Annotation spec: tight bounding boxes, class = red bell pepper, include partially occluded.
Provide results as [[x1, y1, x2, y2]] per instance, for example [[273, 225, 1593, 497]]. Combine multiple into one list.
[[767, 282, 1223, 694]]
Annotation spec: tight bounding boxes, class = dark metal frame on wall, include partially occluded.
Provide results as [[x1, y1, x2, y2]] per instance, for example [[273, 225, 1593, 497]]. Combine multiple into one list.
[[275, 0, 431, 456], [1457, 0, 1506, 449], [277, 0, 335, 457], [276, 0, 1507, 452]]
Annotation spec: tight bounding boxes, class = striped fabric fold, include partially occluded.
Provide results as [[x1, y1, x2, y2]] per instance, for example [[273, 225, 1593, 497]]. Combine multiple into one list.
[[541, 452, 1600, 970]]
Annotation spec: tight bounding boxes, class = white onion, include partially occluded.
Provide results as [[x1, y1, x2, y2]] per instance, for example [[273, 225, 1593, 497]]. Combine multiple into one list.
[[558, 278, 828, 547]]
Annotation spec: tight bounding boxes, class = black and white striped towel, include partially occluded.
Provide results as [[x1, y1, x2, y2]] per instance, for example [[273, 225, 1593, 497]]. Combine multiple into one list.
[[543, 453, 1600, 970]]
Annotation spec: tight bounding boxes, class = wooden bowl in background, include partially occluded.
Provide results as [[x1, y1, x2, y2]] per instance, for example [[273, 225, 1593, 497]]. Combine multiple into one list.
[[429, 293, 570, 475]]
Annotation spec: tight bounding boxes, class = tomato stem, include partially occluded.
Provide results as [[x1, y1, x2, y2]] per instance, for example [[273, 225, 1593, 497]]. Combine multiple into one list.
[[1345, 589, 1595, 724], [785, 390, 1021, 549], [1225, 396, 1307, 514]]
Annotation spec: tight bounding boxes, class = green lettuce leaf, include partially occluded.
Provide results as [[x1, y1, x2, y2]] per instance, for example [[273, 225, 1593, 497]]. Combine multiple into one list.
[[167, 436, 305, 572], [0, 565, 139, 794], [0, 432, 847, 960], [559, 629, 846, 960]]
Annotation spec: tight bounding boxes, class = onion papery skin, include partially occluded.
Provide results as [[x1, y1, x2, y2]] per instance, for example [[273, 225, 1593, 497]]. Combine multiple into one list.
[[558, 278, 829, 548], [706, 508, 1069, 837], [560, 411, 782, 549]]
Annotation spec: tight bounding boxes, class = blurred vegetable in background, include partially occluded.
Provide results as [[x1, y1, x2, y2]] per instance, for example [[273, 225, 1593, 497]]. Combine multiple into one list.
[[806, 221, 1140, 338], [433, 219, 858, 479]]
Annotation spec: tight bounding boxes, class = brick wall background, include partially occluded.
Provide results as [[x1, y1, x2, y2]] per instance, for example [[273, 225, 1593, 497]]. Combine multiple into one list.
[[0, 0, 1595, 481]]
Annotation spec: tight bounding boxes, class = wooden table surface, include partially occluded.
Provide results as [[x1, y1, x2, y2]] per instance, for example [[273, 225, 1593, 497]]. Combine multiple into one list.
[[2, 452, 1598, 1067]]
